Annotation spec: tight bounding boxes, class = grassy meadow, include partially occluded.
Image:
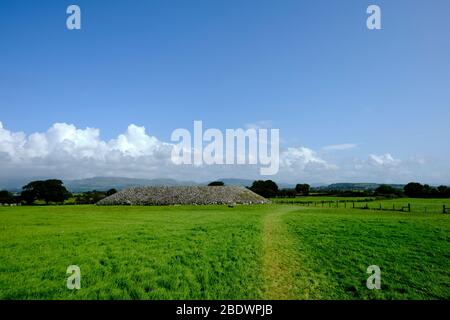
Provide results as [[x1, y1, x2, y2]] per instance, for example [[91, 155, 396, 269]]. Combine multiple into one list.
[[272, 197, 450, 214], [0, 203, 449, 300]]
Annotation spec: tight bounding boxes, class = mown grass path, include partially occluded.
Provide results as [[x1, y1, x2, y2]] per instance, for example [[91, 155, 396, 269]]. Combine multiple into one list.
[[262, 207, 308, 299]]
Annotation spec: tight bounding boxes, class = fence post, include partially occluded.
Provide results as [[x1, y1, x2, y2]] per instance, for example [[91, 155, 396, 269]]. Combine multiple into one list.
[[408, 203, 411, 212], [336, 201, 339, 208], [444, 205, 446, 214], [353, 201, 355, 209], [344, 201, 347, 208]]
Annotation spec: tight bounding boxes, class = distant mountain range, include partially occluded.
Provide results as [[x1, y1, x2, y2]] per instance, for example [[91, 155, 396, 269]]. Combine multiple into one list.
[[315, 183, 405, 191], [63, 179, 406, 193], [0, 176, 260, 192], [0, 176, 414, 193], [62, 177, 263, 192], [63, 177, 198, 192]]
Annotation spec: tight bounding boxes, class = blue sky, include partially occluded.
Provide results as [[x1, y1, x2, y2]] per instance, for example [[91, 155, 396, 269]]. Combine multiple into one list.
[[0, 0, 449, 184]]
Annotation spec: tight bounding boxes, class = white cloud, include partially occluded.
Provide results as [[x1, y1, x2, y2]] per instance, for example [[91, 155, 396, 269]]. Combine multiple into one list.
[[368, 153, 401, 166], [0, 122, 173, 180], [245, 120, 273, 129], [0, 121, 447, 185], [280, 147, 336, 170], [0, 121, 26, 159], [322, 143, 358, 151], [0, 121, 338, 183]]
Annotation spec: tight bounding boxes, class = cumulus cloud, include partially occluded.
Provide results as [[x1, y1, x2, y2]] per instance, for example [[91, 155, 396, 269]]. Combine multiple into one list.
[[280, 147, 336, 170], [0, 121, 335, 182], [0, 121, 446, 184], [0, 122, 173, 181], [0, 122, 171, 163]]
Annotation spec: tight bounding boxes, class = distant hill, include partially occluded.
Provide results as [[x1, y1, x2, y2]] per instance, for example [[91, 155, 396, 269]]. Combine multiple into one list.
[[0, 176, 416, 194], [63, 177, 199, 193], [315, 183, 405, 191], [218, 179, 255, 187], [64, 177, 297, 192], [0, 177, 49, 193], [217, 179, 296, 189], [1, 176, 287, 193]]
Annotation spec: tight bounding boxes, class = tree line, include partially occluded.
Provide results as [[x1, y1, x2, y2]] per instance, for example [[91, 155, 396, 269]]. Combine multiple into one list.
[[245, 180, 450, 199], [1, 179, 449, 205], [0, 179, 117, 205], [246, 180, 310, 198]]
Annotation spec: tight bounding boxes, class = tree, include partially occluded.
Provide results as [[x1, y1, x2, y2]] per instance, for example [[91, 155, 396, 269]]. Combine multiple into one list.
[[0, 190, 14, 204], [437, 185, 450, 197], [278, 189, 296, 198], [21, 180, 71, 205], [295, 184, 310, 196], [249, 180, 279, 198], [106, 188, 118, 196], [20, 189, 37, 205], [375, 184, 402, 196], [404, 182, 424, 198], [75, 190, 108, 204], [208, 181, 224, 186], [21, 181, 41, 204]]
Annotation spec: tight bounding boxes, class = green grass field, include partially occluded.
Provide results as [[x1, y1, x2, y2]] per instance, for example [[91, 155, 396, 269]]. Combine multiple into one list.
[[0, 203, 449, 300], [271, 196, 376, 203], [272, 197, 450, 214]]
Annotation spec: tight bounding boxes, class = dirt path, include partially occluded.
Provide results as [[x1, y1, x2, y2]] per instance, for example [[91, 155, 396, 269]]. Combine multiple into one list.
[[262, 206, 319, 299]]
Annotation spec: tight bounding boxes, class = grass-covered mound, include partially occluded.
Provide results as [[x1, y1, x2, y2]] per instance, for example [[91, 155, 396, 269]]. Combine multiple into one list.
[[96, 186, 270, 206]]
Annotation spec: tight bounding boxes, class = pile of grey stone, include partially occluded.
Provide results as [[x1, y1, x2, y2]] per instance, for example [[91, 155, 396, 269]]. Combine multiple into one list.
[[96, 186, 270, 206]]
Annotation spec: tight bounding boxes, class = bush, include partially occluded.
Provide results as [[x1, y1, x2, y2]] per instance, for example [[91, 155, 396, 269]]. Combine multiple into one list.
[[208, 181, 225, 186], [106, 188, 118, 196], [74, 190, 107, 204], [375, 184, 403, 197], [278, 189, 296, 198]]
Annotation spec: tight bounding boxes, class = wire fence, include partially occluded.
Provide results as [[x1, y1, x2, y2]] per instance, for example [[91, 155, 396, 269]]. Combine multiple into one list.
[[274, 199, 450, 214]]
